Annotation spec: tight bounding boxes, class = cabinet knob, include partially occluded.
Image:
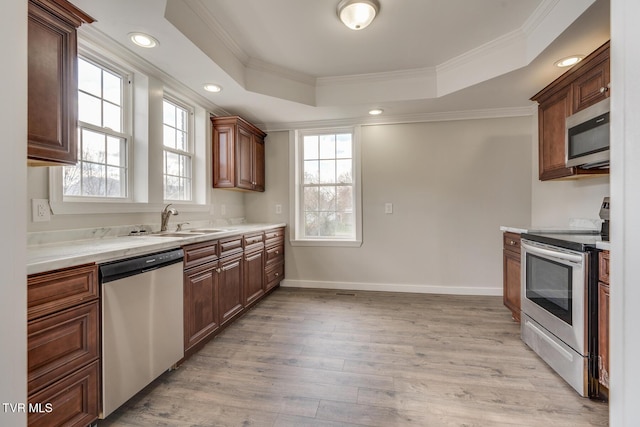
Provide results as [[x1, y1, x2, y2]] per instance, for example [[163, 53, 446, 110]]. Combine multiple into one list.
[[274, 272, 279, 277], [275, 250, 279, 254], [509, 240, 516, 245], [600, 86, 609, 93], [217, 268, 222, 273]]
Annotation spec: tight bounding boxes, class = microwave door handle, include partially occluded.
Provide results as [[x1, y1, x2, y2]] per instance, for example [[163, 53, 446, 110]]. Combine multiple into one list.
[[521, 241, 583, 264]]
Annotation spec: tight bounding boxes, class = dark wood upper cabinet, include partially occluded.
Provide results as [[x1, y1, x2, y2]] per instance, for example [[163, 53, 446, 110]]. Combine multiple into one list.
[[28, 0, 94, 166], [530, 41, 610, 181], [211, 116, 267, 192]]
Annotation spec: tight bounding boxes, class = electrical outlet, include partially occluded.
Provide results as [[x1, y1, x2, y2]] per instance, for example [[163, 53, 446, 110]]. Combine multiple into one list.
[[32, 199, 51, 222], [275, 204, 282, 214], [385, 203, 393, 214]]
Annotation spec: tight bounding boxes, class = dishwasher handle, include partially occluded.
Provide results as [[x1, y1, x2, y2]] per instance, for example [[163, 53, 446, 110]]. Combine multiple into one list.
[[100, 248, 184, 283]]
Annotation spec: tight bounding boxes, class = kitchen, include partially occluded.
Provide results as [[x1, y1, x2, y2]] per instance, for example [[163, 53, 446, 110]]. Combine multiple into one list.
[[2, 0, 640, 426]]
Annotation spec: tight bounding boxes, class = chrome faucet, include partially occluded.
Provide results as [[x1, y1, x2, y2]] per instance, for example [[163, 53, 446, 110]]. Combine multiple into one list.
[[160, 204, 178, 232]]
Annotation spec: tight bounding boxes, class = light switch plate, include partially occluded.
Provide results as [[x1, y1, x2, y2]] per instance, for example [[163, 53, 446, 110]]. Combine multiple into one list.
[[275, 204, 282, 214], [385, 203, 393, 214]]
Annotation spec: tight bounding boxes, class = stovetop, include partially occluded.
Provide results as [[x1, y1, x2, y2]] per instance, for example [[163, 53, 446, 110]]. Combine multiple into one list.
[[521, 231, 606, 252]]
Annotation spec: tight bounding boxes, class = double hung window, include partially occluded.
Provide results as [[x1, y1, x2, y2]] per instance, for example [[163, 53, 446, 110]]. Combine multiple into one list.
[[63, 57, 129, 199], [162, 98, 193, 201], [292, 127, 362, 246]]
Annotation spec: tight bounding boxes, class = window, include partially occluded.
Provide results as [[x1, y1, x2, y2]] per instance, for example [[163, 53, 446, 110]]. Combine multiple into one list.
[[291, 127, 362, 246], [163, 98, 193, 201], [63, 57, 130, 198]]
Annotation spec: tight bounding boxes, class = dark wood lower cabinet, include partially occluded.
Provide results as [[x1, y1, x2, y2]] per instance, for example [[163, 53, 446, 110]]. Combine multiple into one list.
[[182, 228, 284, 357], [598, 250, 610, 396], [502, 232, 521, 322], [27, 264, 100, 427], [28, 360, 99, 427], [219, 253, 244, 325], [244, 249, 265, 306], [184, 261, 219, 353]]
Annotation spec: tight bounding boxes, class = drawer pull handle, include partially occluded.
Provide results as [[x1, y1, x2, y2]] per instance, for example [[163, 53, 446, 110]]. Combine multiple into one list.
[[510, 241, 516, 245]]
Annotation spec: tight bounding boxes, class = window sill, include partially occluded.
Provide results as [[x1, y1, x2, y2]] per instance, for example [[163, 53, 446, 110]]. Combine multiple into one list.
[[289, 239, 362, 248]]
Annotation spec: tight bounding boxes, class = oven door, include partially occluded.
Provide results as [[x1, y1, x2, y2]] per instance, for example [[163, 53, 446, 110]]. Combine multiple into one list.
[[520, 239, 588, 355]]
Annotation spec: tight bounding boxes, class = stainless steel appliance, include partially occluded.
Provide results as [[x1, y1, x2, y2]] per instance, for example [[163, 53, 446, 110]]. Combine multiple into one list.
[[599, 197, 610, 241], [99, 248, 184, 418], [566, 97, 610, 169], [520, 233, 601, 397]]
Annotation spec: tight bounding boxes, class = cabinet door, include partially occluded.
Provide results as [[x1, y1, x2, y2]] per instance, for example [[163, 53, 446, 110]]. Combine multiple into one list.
[[244, 249, 265, 306], [184, 263, 219, 352], [573, 57, 610, 114], [28, 360, 99, 427], [537, 89, 574, 180], [212, 124, 235, 188], [28, 301, 99, 394], [236, 125, 255, 190], [27, 1, 78, 165], [219, 254, 244, 325], [503, 249, 521, 322], [598, 282, 610, 389], [253, 134, 265, 192]]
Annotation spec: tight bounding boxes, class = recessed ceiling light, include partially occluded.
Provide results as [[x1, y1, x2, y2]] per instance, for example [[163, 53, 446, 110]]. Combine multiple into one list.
[[204, 84, 223, 93], [368, 108, 383, 115], [554, 55, 584, 68], [129, 32, 159, 48], [337, 0, 380, 30]]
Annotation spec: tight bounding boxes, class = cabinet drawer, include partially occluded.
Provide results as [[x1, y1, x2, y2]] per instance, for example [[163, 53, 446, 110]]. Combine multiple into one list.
[[28, 360, 99, 427], [264, 228, 284, 246], [28, 264, 98, 321], [265, 262, 284, 291], [28, 301, 99, 394], [266, 244, 284, 265], [183, 240, 218, 270], [219, 236, 243, 258], [244, 232, 264, 253], [503, 232, 521, 254], [599, 250, 610, 284]]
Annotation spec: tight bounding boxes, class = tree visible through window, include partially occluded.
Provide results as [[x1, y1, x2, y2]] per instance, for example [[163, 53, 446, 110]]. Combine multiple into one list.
[[64, 57, 128, 198], [301, 132, 355, 239]]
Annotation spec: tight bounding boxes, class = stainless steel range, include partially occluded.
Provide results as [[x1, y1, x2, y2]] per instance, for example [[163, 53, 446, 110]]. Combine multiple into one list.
[[519, 199, 610, 398]]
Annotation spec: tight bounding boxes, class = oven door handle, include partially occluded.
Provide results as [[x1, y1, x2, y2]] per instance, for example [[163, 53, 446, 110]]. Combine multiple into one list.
[[521, 241, 583, 264]]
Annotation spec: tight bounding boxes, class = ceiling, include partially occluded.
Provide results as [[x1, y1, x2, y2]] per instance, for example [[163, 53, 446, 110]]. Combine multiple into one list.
[[72, 0, 610, 130]]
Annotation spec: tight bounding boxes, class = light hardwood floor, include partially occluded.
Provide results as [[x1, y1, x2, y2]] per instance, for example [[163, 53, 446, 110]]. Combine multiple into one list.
[[99, 288, 608, 426]]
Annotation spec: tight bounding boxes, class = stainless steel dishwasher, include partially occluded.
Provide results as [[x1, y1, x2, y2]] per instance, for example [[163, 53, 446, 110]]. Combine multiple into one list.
[[99, 248, 184, 418]]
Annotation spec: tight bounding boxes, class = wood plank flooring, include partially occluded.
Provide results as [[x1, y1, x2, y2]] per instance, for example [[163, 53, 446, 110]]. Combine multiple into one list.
[[98, 288, 608, 427]]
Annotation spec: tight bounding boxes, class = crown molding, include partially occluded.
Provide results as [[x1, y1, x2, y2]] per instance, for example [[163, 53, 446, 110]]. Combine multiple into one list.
[[78, 25, 230, 117], [260, 105, 536, 132]]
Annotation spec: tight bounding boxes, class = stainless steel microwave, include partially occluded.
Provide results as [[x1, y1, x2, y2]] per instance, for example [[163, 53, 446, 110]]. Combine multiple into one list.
[[565, 97, 610, 169]]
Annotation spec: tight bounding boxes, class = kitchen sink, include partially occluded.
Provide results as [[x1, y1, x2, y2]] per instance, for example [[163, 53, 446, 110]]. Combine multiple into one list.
[[151, 232, 206, 237], [188, 228, 235, 233]]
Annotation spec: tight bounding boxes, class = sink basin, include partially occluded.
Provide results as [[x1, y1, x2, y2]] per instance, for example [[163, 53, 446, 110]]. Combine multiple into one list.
[[151, 232, 206, 237], [188, 228, 234, 233]]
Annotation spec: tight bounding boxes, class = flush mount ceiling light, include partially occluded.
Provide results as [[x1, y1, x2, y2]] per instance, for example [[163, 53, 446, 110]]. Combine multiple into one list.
[[368, 108, 383, 115], [337, 0, 380, 30], [554, 55, 584, 68], [129, 32, 159, 48], [203, 84, 223, 93]]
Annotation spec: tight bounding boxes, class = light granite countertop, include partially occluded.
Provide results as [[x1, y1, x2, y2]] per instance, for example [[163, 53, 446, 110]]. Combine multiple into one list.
[[27, 223, 286, 275]]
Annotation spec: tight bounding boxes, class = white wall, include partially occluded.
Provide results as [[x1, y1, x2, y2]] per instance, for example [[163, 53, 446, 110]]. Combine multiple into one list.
[[610, 0, 640, 424], [247, 116, 533, 295], [0, 1, 27, 426]]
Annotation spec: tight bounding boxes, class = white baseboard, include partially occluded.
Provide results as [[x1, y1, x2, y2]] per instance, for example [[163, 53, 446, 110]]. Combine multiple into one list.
[[280, 279, 502, 296]]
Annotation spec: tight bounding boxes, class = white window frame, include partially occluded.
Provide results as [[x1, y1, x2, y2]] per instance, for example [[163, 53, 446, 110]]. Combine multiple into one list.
[[162, 95, 194, 202], [48, 34, 212, 215], [63, 54, 133, 202], [289, 126, 362, 247]]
